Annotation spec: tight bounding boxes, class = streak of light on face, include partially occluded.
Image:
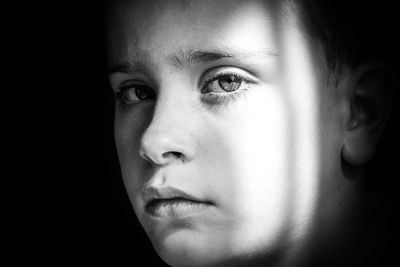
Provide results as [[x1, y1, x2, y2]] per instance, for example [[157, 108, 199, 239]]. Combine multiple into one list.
[[277, 3, 321, 262]]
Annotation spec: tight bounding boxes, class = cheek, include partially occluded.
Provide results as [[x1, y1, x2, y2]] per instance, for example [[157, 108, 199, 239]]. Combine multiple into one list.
[[114, 104, 153, 160], [198, 89, 292, 246], [114, 108, 151, 202]]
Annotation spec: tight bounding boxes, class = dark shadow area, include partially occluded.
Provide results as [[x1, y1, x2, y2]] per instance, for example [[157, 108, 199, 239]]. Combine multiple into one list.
[[2, 0, 166, 265], [311, 1, 400, 266], [83, 3, 168, 264], [78, 2, 169, 265]]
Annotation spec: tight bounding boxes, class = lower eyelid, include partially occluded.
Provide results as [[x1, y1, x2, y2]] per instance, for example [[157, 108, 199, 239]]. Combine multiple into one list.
[[201, 86, 250, 107]]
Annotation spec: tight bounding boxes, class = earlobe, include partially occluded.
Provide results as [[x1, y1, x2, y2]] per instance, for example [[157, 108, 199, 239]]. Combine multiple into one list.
[[342, 60, 396, 166]]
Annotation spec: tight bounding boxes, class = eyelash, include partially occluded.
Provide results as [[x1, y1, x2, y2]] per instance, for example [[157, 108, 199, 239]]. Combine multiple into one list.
[[200, 72, 254, 108], [114, 83, 153, 108], [114, 72, 254, 109]]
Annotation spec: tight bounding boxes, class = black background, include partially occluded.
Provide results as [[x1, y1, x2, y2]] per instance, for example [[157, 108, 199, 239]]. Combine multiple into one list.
[[1, 0, 398, 266], [1, 0, 167, 265]]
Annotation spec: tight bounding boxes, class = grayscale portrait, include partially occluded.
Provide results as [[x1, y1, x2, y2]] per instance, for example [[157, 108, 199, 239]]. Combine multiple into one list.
[[87, 0, 400, 266]]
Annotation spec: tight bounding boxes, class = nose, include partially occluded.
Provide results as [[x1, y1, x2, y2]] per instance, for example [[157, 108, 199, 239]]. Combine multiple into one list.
[[139, 98, 196, 166], [140, 128, 195, 165]]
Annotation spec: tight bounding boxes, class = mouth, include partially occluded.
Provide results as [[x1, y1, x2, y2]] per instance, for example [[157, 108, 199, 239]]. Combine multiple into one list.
[[146, 198, 212, 218], [144, 187, 214, 218]]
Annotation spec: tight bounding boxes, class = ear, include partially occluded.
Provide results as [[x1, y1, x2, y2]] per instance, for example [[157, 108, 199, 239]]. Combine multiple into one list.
[[342, 60, 397, 166]]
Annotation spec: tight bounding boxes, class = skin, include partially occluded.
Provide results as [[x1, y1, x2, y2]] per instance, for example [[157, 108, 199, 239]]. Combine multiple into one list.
[[107, 0, 369, 266]]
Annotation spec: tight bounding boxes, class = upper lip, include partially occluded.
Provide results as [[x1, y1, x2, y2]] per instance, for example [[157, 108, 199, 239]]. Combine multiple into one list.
[[143, 186, 212, 206]]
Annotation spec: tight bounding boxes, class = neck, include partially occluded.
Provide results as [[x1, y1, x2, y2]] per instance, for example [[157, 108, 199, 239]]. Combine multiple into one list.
[[303, 177, 391, 267]]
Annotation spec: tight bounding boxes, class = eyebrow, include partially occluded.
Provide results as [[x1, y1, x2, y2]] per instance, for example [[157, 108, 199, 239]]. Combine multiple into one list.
[[108, 49, 278, 75], [168, 49, 233, 69], [108, 60, 152, 75]]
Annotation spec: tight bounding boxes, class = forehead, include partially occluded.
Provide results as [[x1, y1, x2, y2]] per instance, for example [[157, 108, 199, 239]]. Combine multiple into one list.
[[107, 0, 292, 66]]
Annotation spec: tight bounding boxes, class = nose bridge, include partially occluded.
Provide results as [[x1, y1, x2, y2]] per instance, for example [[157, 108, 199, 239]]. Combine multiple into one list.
[[151, 88, 183, 130], [139, 85, 195, 165]]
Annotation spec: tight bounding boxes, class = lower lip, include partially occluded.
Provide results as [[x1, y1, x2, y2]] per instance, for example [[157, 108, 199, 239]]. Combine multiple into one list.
[[146, 199, 212, 218]]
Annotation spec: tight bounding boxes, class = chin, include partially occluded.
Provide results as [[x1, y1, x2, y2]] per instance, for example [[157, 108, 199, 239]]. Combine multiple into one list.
[[151, 228, 284, 267], [151, 228, 232, 267]]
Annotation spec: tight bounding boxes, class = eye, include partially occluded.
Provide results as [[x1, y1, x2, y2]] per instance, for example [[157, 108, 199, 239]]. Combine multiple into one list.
[[200, 69, 257, 109], [115, 83, 155, 105], [201, 72, 252, 94]]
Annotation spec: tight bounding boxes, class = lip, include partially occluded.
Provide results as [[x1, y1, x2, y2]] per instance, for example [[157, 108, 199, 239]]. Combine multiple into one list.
[[143, 187, 213, 218]]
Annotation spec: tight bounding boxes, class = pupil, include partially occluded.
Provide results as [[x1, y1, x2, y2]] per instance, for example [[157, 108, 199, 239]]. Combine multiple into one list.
[[135, 86, 152, 100]]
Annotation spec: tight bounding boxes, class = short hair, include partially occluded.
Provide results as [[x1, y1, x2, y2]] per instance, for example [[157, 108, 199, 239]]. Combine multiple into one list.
[[293, 0, 398, 74], [294, 0, 399, 195]]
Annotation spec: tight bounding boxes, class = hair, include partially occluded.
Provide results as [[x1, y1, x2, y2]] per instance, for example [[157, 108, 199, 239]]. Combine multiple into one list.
[[292, 0, 398, 74], [295, 0, 399, 199]]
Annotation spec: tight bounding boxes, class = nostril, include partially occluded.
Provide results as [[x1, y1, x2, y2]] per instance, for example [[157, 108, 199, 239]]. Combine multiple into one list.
[[163, 151, 184, 160]]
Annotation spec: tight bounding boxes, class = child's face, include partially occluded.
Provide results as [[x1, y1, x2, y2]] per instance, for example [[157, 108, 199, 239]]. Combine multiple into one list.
[[108, 0, 353, 265]]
